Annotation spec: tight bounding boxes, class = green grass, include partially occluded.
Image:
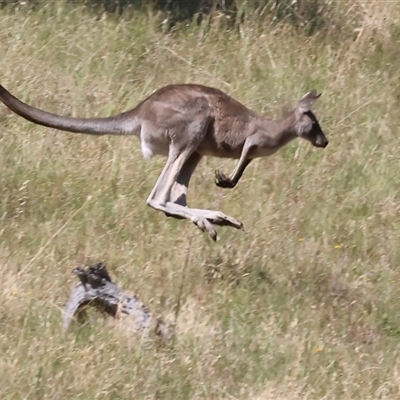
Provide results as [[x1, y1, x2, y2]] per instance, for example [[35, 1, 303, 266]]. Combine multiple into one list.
[[1, 1, 400, 398]]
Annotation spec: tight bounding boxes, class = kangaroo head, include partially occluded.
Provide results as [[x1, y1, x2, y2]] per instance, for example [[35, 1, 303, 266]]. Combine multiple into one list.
[[294, 90, 328, 148]]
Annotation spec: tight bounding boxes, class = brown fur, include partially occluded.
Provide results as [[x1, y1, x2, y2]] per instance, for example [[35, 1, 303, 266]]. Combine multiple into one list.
[[0, 83, 328, 240]]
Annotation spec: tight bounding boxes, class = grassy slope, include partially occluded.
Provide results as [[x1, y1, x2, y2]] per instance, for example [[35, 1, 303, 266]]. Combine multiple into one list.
[[1, 2, 400, 399]]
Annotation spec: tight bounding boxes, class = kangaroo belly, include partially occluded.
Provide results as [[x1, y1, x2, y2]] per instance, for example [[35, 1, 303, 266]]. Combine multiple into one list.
[[197, 136, 244, 158]]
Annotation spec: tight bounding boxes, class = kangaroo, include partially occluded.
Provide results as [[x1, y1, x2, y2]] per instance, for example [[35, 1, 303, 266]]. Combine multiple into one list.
[[0, 83, 328, 240]]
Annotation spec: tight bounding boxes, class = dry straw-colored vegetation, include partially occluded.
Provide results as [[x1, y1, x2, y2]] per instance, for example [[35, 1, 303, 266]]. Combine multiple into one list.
[[1, 1, 400, 398]]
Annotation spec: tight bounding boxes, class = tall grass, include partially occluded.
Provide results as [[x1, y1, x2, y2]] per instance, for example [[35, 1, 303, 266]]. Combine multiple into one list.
[[1, 1, 400, 398]]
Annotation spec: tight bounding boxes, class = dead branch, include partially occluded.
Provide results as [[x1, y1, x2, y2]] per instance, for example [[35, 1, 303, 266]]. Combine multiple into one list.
[[63, 263, 170, 341]]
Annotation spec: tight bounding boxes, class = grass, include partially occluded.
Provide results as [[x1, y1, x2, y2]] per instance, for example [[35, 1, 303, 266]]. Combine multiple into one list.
[[1, 1, 400, 398]]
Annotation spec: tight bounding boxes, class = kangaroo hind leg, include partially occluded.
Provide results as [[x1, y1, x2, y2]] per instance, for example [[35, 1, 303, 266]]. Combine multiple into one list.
[[146, 99, 243, 239]]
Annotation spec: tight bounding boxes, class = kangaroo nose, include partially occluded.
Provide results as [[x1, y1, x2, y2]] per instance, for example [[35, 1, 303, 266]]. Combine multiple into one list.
[[316, 137, 328, 148]]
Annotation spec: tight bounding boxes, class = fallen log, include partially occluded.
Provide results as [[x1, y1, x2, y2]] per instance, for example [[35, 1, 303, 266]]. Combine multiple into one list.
[[62, 262, 170, 341]]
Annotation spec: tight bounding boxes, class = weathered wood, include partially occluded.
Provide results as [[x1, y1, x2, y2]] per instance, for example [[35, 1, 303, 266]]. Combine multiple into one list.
[[63, 263, 170, 341]]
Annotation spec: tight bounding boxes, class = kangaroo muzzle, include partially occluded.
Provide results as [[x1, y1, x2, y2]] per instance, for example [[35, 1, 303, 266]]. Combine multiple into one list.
[[315, 135, 328, 148]]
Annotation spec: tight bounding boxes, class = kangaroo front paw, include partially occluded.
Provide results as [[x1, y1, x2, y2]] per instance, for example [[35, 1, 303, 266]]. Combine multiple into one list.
[[215, 169, 235, 189]]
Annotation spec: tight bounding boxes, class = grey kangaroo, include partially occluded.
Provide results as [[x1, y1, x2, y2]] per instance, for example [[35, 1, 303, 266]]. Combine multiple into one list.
[[0, 83, 328, 240]]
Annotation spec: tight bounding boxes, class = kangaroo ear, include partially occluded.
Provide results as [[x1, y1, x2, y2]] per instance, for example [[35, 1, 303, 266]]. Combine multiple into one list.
[[296, 89, 321, 114]]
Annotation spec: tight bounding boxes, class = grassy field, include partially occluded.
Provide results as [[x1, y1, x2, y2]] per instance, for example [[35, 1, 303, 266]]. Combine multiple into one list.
[[1, 1, 400, 398]]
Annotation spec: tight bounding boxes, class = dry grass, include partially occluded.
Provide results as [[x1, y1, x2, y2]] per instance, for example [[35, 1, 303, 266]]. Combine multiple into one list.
[[1, 1, 400, 398]]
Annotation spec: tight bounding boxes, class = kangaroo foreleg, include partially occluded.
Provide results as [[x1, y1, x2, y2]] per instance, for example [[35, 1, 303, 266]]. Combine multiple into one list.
[[215, 159, 252, 189], [215, 135, 256, 189]]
